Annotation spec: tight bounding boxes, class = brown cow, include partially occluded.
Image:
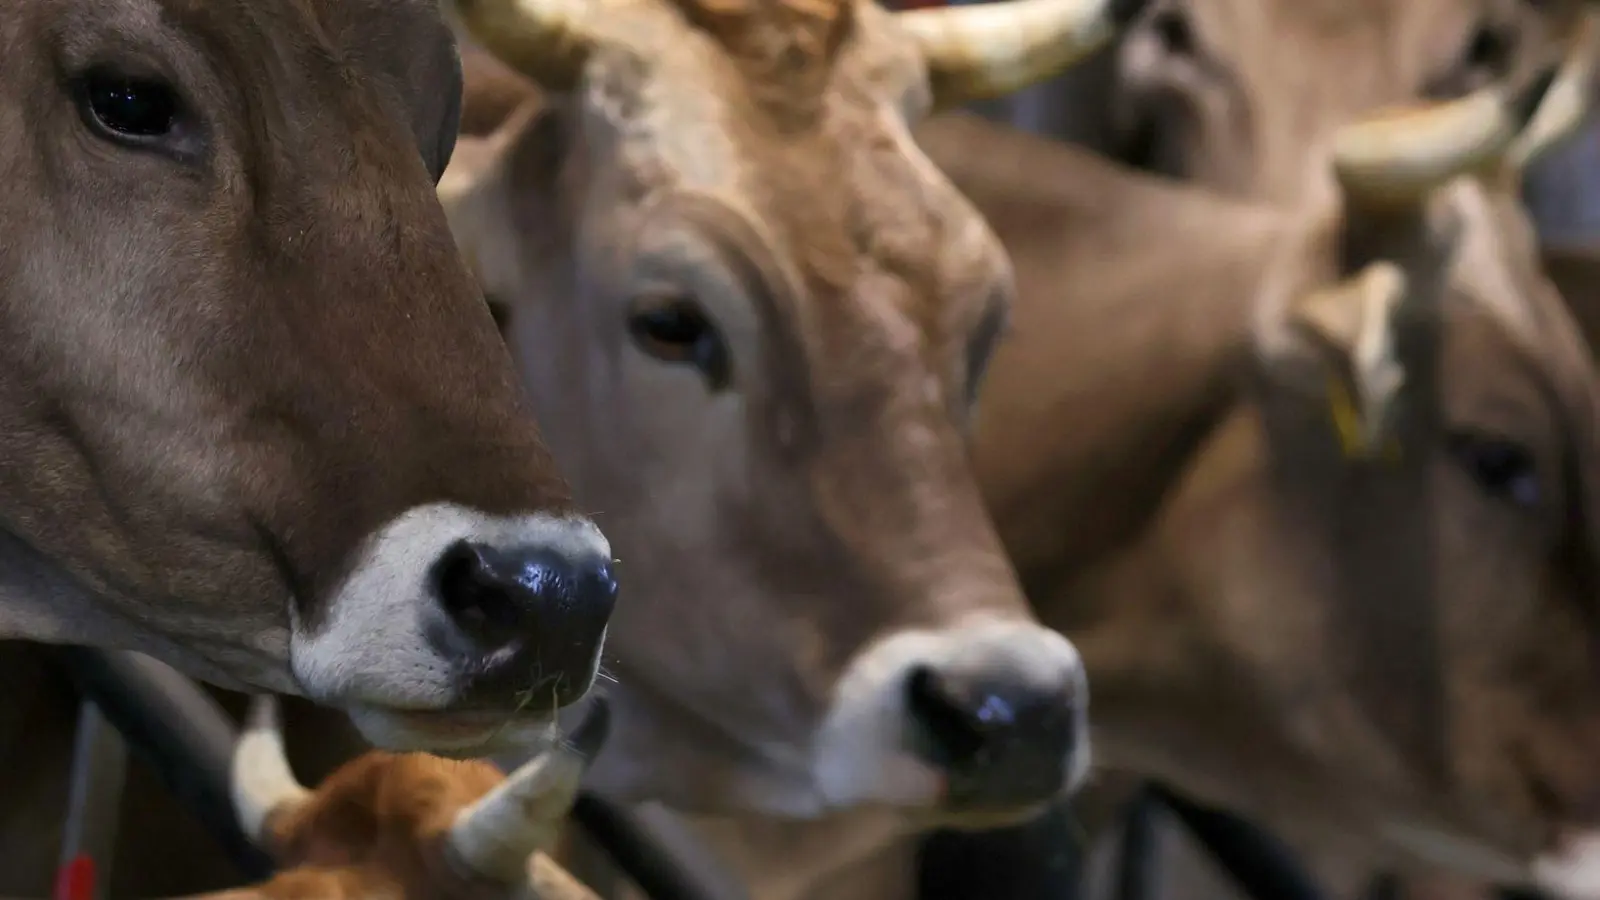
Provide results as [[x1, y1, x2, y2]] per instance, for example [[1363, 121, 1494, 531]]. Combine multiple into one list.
[[208, 695, 609, 900], [1, 0, 618, 756], [1075, 0, 1590, 204], [950, 64, 1600, 900], [0, 0, 1146, 893], [618, 40, 1600, 900], [3, 0, 1152, 890], [29, 695, 608, 900], [440, 0, 1148, 829]]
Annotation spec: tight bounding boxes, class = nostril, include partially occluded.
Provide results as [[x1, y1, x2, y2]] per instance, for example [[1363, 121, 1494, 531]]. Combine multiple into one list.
[[583, 559, 620, 611], [906, 665, 993, 769], [432, 540, 524, 636]]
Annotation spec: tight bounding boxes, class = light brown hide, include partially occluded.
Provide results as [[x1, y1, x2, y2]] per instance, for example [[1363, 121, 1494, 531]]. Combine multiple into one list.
[[1052, 0, 1588, 204], [635, 95, 1600, 899], [0, 0, 1111, 889], [444, 0, 1115, 832], [0, 0, 582, 691], [961, 108, 1600, 885]]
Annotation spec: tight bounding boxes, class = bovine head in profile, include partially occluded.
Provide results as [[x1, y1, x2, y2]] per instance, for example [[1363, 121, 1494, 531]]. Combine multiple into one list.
[[1102, 0, 1591, 202], [440, 0, 1152, 823], [1139, 57, 1600, 892], [0, 0, 619, 755]]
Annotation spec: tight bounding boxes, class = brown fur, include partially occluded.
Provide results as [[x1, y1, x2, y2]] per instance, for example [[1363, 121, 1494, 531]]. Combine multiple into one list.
[[447, 0, 1058, 823], [1049, 0, 1586, 203], [0, 0, 574, 688], [635, 104, 1600, 899], [206, 743, 595, 900]]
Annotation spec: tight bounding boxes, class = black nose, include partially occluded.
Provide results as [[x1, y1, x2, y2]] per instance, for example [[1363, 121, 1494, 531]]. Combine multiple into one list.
[[429, 539, 618, 703], [904, 664, 1080, 808]]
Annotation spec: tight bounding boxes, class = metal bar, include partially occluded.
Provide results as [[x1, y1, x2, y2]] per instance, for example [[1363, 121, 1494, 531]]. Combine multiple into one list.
[[46, 647, 275, 880], [571, 793, 726, 900], [1113, 785, 1162, 900], [54, 701, 127, 900], [917, 801, 1085, 900], [1149, 784, 1327, 900]]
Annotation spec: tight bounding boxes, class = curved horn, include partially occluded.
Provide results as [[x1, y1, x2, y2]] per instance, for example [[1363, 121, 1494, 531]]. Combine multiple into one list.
[[1333, 65, 1560, 203], [447, 696, 612, 883], [231, 695, 311, 847], [898, 0, 1149, 110], [451, 0, 600, 92], [1510, 12, 1600, 168]]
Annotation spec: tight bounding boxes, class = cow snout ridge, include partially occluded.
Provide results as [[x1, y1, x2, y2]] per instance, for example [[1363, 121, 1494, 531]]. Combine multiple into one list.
[[430, 538, 618, 703], [904, 659, 1081, 808]]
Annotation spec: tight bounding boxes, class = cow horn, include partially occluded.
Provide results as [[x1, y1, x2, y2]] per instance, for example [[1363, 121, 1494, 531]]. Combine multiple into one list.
[[1333, 65, 1560, 202], [231, 695, 311, 847], [446, 697, 612, 883], [450, 0, 600, 92], [897, 0, 1148, 110], [1510, 12, 1600, 168]]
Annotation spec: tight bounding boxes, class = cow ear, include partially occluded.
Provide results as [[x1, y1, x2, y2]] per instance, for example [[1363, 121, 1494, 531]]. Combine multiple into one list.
[[1287, 261, 1411, 459], [1542, 243, 1600, 358], [437, 96, 542, 310]]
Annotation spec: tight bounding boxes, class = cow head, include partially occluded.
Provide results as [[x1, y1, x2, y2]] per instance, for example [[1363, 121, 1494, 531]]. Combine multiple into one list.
[[0, 0, 617, 754], [439, 0, 1154, 824], [224, 695, 608, 899], [1178, 64, 1600, 891], [1104, 0, 1591, 202]]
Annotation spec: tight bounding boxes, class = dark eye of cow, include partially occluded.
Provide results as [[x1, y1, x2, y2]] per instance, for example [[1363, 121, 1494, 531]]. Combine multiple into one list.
[[1151, 7, 1195, 57], [77, 69, 182, 145], [1447, 430, 1541, 509], [966, 303, 1009, 403], [627, 297, 732, 391], [1466, 25, 1513, 71]]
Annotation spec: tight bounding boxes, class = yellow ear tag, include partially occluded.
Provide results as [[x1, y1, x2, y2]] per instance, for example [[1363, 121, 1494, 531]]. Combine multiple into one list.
[[1325, 373, 1402, 463]]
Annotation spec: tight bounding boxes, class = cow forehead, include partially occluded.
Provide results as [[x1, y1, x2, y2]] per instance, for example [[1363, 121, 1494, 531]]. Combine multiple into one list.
[[578, 7, 1006, 337]]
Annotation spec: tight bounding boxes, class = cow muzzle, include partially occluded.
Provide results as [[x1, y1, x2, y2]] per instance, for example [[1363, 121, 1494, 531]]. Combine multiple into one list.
[[288, 501, 617, 755], [1537, 831, 1600, 900], [812, 617, 1089, 823]]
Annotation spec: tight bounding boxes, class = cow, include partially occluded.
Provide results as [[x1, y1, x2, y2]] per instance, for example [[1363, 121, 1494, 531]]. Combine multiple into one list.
[[959, 55, 1600, 900], [0, 0, 1149, 894], [207, 695, 610, 900], [1, 0, 620, 758], [1044, 0, 1592, 205], [441, 0, 1142, 829], [603, 32, 1600, 900]]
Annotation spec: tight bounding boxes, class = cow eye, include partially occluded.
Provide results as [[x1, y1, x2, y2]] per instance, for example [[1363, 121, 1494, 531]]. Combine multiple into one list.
[[966, 302, 1009, 404], [1447, 430, 1540, 509], [627, 296, 732, 391], [77, 69, 182, 145], [1464, 24, 1514, 73], [1151, 7, 1196, 57]]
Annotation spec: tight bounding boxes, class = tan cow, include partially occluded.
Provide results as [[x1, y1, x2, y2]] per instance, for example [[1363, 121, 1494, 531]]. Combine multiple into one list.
[[208, 695, 609, 900], [440, 0, 1146, 831], [0, 0, 1145, 894], [1, 0, 619, 757], [0, 0, 1152, 890], [1074, 0, 1590, 204], [950, 63, 1600, 900], [610, 39, 1600, 900]]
